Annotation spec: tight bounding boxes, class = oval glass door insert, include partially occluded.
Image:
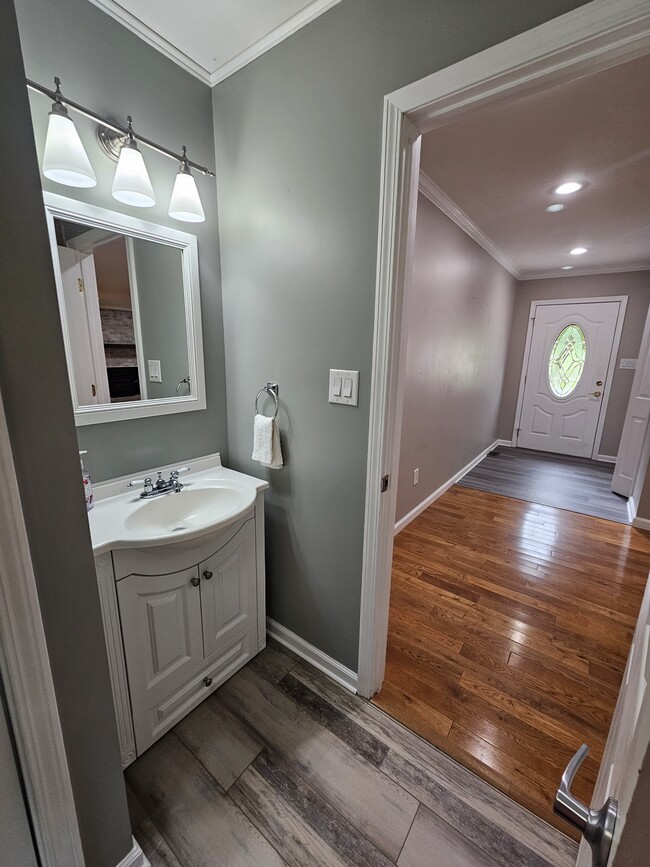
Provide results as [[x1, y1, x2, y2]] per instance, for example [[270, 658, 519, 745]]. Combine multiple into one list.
[[548, 324, 587, 398]]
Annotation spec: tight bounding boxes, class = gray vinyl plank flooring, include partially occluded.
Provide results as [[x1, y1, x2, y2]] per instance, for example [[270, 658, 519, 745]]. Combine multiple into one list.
[[126, 640, 578, 867], [457, 445, 629, 523]]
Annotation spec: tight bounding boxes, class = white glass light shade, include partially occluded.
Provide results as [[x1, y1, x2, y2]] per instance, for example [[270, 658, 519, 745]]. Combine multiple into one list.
[[43, 111, 96, 188], [168, 170, 205, 222], [112, 142, 155, 207]]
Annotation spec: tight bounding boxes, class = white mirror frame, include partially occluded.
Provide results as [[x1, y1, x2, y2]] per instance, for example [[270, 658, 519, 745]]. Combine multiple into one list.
[[43, 192, 206, 425]]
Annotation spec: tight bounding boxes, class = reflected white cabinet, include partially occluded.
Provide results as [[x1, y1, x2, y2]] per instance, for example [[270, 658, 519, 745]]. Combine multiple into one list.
[[95, 494, 265, 765]]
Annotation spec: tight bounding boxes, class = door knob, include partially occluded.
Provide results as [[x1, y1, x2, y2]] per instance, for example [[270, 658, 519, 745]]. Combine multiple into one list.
[[203, 570, 213, 580], [596, 380, 603, 386], [554, 744, 617, 867], [589, 391, 602, 397], [190, 575, 200, 587], [203, 676, 212, 687]]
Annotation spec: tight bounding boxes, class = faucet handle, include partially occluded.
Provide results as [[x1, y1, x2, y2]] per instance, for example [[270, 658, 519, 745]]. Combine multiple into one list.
[[170, 466, 190, 479], [127, 477, 154, 493]]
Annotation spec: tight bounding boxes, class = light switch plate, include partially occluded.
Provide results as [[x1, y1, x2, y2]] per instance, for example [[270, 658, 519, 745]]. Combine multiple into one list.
[[329, 369, 359, 405], [620, 358, 637, 369], [148, 360, 162, 382]]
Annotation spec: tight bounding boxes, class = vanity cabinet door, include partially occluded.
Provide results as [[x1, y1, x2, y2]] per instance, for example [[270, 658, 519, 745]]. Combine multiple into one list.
[[117, 566, 204, 710], [200, 519, 257, 658]]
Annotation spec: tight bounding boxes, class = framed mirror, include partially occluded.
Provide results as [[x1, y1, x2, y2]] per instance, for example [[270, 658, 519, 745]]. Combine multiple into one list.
[[43, 193, 206, 425]]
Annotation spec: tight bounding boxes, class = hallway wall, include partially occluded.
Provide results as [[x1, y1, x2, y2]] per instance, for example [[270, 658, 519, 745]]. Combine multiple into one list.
[[396, 192, 516, 522]]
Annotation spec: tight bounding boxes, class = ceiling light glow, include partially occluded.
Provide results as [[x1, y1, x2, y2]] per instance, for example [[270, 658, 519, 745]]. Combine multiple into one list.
[[555, 181, 583, 195], [546, 203, 565, 213], [570, 247, 588, 255], [561, 266, 573, 270]]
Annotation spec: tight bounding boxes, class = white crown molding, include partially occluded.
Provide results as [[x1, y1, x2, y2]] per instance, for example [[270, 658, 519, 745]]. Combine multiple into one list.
[[418, 171, 521, 279], [86, 0, 211, 84], [520, 263, 650, 281], [87, 0, 344, 88], [209, 0, 344, 85]]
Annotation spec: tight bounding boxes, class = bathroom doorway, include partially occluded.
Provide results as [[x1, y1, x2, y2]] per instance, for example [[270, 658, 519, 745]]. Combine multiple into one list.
[[359, 0, 650, 845]]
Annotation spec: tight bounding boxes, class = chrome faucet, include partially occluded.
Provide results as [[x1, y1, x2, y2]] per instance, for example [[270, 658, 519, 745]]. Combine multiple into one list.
[[127, 467, 189, 498]]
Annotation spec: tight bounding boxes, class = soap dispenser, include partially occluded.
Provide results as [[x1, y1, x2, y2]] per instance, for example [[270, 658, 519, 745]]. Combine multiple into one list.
[[79, 450, 94, 512]]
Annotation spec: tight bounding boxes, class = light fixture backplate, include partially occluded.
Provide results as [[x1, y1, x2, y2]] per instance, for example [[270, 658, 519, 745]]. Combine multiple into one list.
[[96, 125, 127, 161]]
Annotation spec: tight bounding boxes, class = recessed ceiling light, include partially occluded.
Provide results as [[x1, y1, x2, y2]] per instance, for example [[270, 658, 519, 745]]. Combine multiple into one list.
[[546, 203, 565, 213], [570, 247, 588, 255], [555, 181, 583, 195], [561, 265, 573, 270]]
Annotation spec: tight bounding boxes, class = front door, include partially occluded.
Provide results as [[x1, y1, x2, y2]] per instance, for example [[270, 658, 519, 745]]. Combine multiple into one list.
[[517, 301, 622, 458]]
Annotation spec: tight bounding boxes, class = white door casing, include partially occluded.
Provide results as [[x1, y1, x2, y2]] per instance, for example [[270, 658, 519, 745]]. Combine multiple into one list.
[[575, 572, 650, 866], [517, 301, 624, 458], [612, 305, 650, 497]]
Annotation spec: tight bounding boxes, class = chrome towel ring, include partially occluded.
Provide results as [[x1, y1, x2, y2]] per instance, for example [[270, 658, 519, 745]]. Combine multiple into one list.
[[255, 382, 279, 419]]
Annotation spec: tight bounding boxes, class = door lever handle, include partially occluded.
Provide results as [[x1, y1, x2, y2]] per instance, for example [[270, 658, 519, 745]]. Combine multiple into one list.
[[554, 744, 618, 867], [589, 391, 602, 397]]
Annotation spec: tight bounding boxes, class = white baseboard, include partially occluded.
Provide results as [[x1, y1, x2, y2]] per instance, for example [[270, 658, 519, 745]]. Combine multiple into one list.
[[117, 838, 150, 867], [496, 438, 514, 448], [596, 454, 617, 464], [266, 618, 357, 693], [394, 439, 499, 535], [628, 496, 637, 524], [632, 517, 650, 531]]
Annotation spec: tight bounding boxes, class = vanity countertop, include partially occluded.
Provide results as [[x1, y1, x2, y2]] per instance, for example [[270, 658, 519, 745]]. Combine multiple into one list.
[[88, 453, 268, 555]]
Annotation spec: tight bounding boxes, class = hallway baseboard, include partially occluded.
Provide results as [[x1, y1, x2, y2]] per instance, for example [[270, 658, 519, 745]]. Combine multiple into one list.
[[394, 439, 500, 535], [266, 618, 358, 693]]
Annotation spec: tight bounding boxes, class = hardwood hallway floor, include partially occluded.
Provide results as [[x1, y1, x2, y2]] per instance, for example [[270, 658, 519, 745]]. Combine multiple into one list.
[[372, 485, 650, 838]]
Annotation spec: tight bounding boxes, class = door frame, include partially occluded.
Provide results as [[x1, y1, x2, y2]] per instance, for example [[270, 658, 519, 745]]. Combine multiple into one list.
[[358, 0, 650, 700], [0, 384, 85, 867], [512, 296, 628, 460]]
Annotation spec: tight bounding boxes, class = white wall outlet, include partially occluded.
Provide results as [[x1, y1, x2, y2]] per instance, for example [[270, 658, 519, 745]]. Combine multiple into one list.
[[329, 369, 359, 406], [148, 360, 162, 382], [620, 358, 638, 369], [413, 468, 419, 485]]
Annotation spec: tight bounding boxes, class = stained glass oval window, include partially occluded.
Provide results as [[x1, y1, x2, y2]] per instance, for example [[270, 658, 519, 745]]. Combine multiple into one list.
[[548, 324, 586, 398]]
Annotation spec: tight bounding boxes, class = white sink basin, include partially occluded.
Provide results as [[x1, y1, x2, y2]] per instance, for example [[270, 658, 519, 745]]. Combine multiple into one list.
[[88, 457, 266, 554], [124, 483, 256, 538]]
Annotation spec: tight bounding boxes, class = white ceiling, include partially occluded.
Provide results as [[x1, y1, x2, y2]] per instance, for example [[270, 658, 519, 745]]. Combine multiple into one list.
[[87, 0, 342, 85], [420, 54, 650, 280]]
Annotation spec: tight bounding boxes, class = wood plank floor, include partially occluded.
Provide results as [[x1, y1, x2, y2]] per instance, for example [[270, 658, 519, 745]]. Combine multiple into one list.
[[126, 640, 578, 867], [372, 485, 650, 838], [457, 446, 629, 524]]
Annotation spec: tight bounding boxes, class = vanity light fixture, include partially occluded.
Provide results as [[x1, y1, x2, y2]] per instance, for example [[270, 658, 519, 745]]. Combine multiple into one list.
[[570, 247, 588, 255], [28, 76, 215, 222], [112, 117, 156, 208], [42, 78, 96, 188], [561, 265, 574, 270], [168, 147, 205, 223], [554, 181, 583, 195]]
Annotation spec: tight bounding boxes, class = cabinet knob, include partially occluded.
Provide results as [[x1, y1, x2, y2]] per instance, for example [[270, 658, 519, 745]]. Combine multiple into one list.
[[203, 570, 213, 580], [203, 676, 213, 688], [190, 575, 200, 587]]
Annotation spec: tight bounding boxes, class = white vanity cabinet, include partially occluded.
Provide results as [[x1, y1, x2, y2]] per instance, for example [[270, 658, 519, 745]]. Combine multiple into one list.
[[94, 496, 266, 766]]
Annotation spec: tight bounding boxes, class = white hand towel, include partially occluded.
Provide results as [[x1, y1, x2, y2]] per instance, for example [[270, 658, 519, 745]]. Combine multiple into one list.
[[252, 413, 283, 469]]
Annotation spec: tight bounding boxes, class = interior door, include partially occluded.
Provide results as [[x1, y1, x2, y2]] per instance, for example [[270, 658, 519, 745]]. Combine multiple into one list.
[[518, 301, 621, 457], [57, 246, 110, 404], [611, 306, 650, 496], [567, 571, 650, 866]]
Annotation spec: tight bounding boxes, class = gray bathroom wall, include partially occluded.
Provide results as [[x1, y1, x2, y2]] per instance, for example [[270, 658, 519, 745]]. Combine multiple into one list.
[[15, 0, 227, 482], [396, 194, 516, 522], [212, 0, 590, 669], [131, 239, 189, 400], [0, 2, 133, 863], [498, 272, 650, 456]]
